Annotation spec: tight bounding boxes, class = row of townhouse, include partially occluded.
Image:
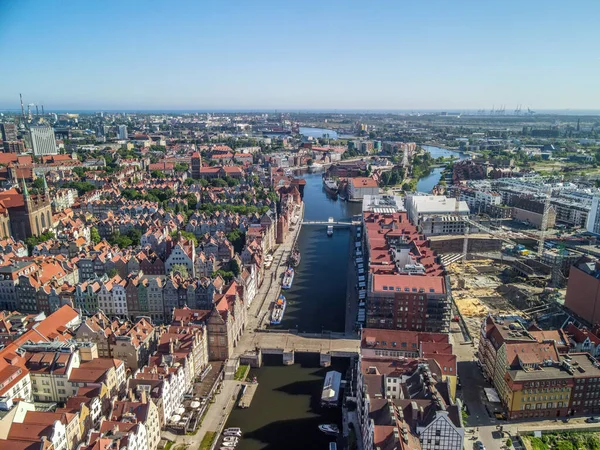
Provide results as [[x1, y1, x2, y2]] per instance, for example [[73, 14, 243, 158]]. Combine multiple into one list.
[[0, 303, 213, 449], [0, 257, 79, 313], [479, 316, 600, 419], [2, 249, 257, 324], [355, 328, 464, 450]]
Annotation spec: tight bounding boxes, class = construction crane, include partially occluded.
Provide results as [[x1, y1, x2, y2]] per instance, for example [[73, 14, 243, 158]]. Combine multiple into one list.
[[537, 186, 552, 258]]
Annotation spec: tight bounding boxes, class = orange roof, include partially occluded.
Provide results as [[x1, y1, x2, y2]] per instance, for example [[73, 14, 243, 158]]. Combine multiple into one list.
[[351, 177, 378, 188]]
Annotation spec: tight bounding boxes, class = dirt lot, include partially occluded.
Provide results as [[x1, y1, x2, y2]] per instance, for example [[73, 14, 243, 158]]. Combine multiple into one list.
[[449, 259, 541, 340]]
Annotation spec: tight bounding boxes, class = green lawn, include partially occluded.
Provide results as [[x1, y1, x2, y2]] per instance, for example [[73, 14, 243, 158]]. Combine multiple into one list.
[[199, 431, 217, 450], [234, 365, 250, 381], [525, 432, 600, 450]]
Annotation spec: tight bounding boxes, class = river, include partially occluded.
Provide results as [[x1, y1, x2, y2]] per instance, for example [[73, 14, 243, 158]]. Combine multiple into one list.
[[299, 127, 339, 140], [416, 145, 466, 193], [224, 173, 359, 449]]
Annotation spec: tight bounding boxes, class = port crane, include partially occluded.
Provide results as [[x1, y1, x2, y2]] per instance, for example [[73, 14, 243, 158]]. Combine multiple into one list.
[[514, 105, 522, 115]]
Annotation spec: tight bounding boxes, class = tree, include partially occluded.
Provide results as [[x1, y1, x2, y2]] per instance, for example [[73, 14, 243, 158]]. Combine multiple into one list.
[[170, 264, 189, 278], [151, 170, 166, 179], [90, 227, 101, 244], [108, 232, 133, 248], [174, 163, 188, 173], [73, 167, 87, 178], [106, 268, 119, 278], [126, 228, 142, 246], [212, 269, 234, 283], [33, 178, 46, 191], [170, 230, 198, 246], [228, 259, 241, 278], [506, 438, 512, 448], [63, 181, 96, 195], [307, 158, 314, 166], [226, 230, 246, 254], [25, 231, 55, 252], [186, 193, 198, 210]]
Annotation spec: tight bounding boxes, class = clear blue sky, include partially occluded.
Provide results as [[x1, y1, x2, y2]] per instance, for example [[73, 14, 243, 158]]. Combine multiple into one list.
[[0, 0, 598, 111]]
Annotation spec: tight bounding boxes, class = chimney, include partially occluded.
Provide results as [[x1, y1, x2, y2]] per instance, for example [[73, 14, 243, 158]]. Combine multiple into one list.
[[411, 401, 418, 421], [141, 388, 148, 404]]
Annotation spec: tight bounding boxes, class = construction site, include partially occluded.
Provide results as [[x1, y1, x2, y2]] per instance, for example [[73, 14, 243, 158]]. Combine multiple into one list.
[[442, 188, 580, 341]]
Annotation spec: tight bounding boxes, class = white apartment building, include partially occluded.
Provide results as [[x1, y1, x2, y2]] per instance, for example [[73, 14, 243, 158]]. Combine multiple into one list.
[[406, 195, 470, 227], [30, 126, 58, 156], [587, 196, 600, 234], [117, 124, 128, 140]]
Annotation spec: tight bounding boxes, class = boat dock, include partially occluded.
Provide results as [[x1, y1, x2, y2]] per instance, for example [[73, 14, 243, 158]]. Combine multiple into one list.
[[238, 383, 258, 408]]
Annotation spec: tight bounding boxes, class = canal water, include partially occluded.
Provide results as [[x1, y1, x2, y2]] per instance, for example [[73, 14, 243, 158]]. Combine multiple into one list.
[[226, 354, 349, 450], [224, 173, 358, 449], [276, 172, 361, 333], [416, 145, 466, 193]]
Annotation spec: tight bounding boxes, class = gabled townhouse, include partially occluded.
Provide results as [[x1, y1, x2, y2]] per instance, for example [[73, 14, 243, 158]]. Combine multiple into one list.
[[564, 323, 600, 358], [164, 238, 195, 277], [6, 415, 68, 450], [111, 318, 156, 371], [194, 251, 216, 278], [111, 398, 161, 450]]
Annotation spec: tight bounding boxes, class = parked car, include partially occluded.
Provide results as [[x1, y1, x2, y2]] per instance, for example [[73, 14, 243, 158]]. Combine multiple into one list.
[[586, 417, 600, 423], [475, 441, 485, 450]]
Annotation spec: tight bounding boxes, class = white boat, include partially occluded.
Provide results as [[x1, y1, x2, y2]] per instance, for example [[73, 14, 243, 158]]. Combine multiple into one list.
[[327, 217, 334, 236], [223, 431, 242, 437], [225, 428, 241, 434], [223, 437, 239, 443], [220, 442, 237, 448], [321, 371, 342, 407], [318, 424, 340, 436]]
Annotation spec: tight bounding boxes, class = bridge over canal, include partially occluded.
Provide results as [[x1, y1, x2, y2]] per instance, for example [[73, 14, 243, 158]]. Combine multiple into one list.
[[239, 331, 360, 367]]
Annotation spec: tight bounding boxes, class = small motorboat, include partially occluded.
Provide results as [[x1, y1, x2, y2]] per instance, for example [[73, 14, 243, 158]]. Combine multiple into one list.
[[220, 442, 237, 448], [223, 431, 242, 438], [318, 424, 340, 436], [223, 436, 239, 443], [225, 428, 241, 434]]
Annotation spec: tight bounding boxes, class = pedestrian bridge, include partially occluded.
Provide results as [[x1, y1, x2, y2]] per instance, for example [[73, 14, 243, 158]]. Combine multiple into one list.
[[302, 220, 359, 227]]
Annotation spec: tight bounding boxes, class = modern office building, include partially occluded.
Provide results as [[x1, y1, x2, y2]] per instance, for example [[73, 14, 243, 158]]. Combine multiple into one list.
[[117, 124, 128, 140], [29, 126, 58, 156]]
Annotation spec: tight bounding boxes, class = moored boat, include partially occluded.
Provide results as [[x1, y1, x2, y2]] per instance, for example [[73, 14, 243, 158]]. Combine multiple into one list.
[[323, 177, 339, 197], [318, 424, 340, 436], [282, 267, 295, 289], [289, 245, 301, 267], [270, 295, 287, 325]]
